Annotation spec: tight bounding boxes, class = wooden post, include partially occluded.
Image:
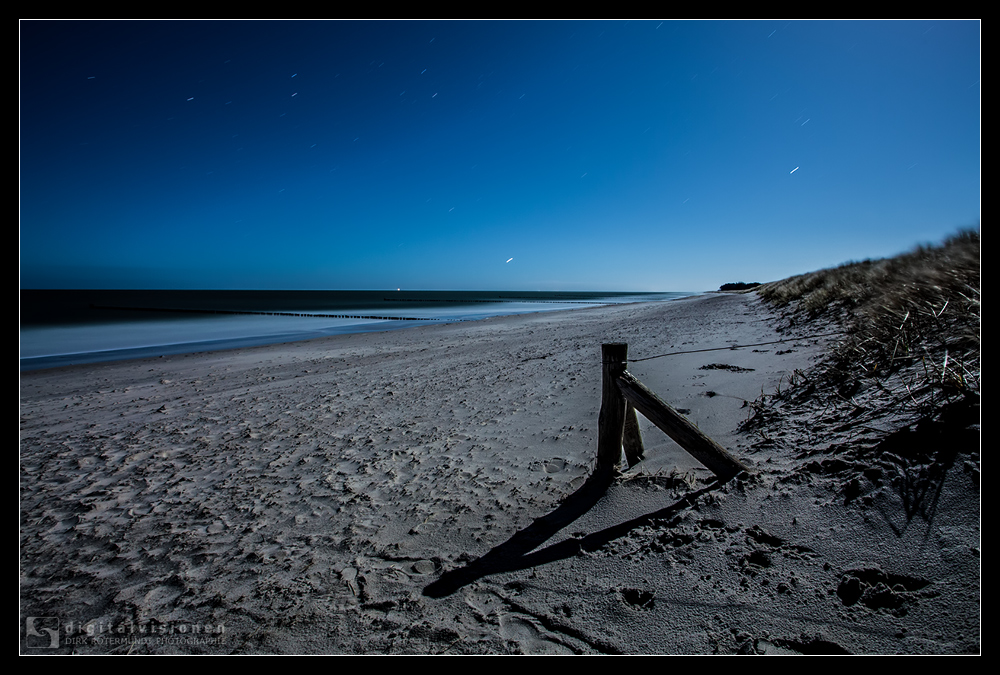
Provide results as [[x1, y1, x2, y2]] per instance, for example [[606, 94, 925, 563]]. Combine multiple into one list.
[[616, 370, 750, 482], [597, 343, 628, 473]]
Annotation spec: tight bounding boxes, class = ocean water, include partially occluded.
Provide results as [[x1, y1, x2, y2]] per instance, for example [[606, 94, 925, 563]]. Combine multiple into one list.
[[19, 290, 693, 371]]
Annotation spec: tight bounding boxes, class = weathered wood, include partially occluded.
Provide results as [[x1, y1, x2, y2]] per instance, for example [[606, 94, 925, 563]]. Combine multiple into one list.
[[616, 370, 750, 482], [622, 402, 645, 468], [597, 343, 628, 473]]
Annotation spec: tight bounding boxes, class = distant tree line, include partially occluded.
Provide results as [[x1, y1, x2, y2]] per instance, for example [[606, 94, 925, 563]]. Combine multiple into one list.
[[719, 282, 762, 291]]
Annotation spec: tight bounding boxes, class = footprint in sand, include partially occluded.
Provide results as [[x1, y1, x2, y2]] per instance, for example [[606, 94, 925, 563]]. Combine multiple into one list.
[[410, 560, 437, 575], [542, 458, 565, 474], [498, 614, 573, 655], [48, 515, 79, 534]]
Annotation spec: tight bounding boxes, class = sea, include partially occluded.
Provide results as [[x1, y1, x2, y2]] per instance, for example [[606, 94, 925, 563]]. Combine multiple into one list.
[[20, 289, 695, 371]]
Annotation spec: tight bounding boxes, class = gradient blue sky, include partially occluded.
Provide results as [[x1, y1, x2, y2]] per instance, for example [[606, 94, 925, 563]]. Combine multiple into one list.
[[20, 20, 980, 291]]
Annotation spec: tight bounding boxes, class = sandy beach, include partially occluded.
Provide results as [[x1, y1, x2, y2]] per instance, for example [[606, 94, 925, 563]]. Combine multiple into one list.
[[19, 292, 980, 654]]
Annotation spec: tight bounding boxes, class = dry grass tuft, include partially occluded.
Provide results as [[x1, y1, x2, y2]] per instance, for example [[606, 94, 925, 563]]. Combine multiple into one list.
[[739, 229, 979, 512], [758, 229, 980, 404]]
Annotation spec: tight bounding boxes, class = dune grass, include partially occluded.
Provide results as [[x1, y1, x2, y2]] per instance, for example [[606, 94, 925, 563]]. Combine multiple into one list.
[[758, 229, 980, 399]]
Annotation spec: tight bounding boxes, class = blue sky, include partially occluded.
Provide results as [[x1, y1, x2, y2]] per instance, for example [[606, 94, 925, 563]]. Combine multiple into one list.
[[19, 20, 980, 291]]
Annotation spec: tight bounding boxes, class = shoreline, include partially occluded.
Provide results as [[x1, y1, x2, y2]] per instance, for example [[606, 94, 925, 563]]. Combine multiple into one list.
[[20, 293, 979, 654], [20, 292, 697, 372]]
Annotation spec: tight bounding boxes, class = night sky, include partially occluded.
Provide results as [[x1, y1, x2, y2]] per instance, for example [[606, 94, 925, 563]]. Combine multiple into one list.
[[19, 20, 980, 291]]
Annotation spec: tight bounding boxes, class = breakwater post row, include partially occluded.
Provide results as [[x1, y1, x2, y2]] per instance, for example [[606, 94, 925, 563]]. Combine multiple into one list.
[[91, 304, 445, 322]]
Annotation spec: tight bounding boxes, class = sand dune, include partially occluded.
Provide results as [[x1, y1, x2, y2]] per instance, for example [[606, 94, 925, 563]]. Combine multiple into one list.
[[20, 292, 979, 654]]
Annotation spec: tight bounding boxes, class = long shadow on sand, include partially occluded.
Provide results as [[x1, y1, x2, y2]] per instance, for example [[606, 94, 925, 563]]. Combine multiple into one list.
[[423, 470, 720, 598]]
